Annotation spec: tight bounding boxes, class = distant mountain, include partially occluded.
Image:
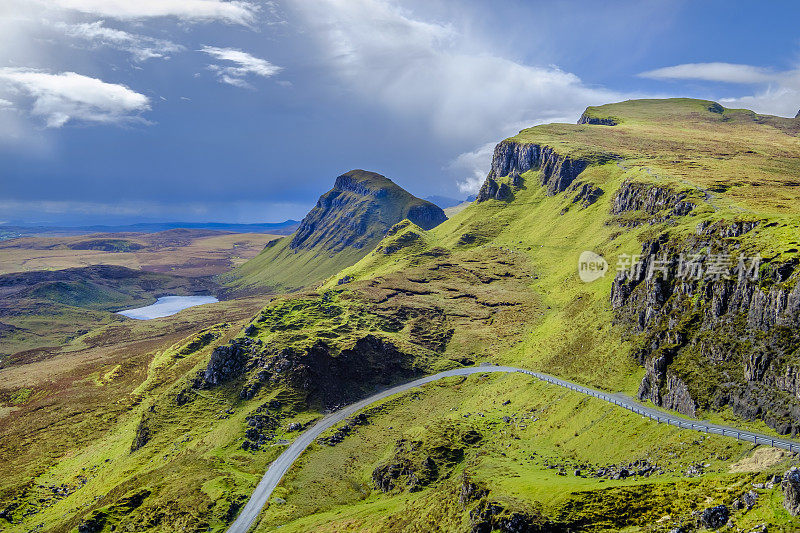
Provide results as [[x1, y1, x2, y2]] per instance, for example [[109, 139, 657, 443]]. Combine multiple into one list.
[[222, 169, 446, 294], [424, 195, 464, 209]]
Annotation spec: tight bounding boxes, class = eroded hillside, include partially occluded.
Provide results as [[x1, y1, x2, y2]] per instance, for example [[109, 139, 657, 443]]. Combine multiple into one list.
[[3, 99, 800, 532]]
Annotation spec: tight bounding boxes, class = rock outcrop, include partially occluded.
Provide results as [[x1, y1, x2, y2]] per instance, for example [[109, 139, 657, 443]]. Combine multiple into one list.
[[578, 112, 618, 126], [611, 219, 800, 434], [783, 468, 800, 516], [290, 170, 446, 253], [700, 505, 729, 529], [570, 181, 604, 208], [610, 179, 695, 222], [476, 178, 513, 202], [476, 140, 592, 201], [262, 335, 418, 407], [202, 339, 255, 386]]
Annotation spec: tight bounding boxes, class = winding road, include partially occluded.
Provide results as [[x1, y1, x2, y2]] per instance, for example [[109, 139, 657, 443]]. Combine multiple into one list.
[[227, 365, 800, 533]]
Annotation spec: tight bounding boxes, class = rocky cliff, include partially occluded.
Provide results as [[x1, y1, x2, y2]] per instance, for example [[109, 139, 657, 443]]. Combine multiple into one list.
[[611, 217, 800, 434], [474, 100, 800, 437], [578, 110, 618, 126], [290, 170, 446, 253], [476, 141, 591, 200]]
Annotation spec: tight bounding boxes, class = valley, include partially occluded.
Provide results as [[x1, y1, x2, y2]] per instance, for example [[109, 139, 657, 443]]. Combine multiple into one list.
[[2, 98, 800, 533], [0, 229, 280, 277]]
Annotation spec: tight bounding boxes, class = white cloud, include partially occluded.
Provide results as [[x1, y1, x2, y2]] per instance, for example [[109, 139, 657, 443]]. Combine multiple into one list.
[[41, 0, 259, 25], [639, 62, 777, 84], [449, 142, 495, 194], [56, 21, 185, 61], [201, 46, 282, 88], [639, 62, 800, 117], [285, 0, 625, 189], [287, 0, 623, 141], [0, 68, 150, 127]]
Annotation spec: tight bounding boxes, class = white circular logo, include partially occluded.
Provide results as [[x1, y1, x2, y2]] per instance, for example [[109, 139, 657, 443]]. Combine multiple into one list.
[[578, 251, 608, 283]]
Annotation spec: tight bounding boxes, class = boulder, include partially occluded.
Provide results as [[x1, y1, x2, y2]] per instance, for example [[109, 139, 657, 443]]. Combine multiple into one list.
[[700, 505, 729, 529], [782, 468, 800, 516], [743, 489, 758, 510]]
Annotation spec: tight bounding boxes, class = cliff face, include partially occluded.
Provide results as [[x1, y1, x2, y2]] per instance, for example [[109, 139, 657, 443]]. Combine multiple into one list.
[[290, 169, 446, 253], [477, 141, 590, 200], [578, 111, 618, 126], [611, 219, 800, 434], [610, 180, 695, 218]]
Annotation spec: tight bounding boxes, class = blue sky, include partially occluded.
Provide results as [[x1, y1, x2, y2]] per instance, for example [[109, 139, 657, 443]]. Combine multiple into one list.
[[1, 0, 799, 226]]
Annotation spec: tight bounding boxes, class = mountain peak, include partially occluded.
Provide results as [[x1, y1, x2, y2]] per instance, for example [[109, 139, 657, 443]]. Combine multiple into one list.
[[332, 169, 397, 194], [224, 169, 445, 293], [291, 170, 445, 252]]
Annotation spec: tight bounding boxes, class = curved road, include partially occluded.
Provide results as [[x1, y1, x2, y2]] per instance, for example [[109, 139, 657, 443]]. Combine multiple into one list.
[[228, 365, 800, 533]]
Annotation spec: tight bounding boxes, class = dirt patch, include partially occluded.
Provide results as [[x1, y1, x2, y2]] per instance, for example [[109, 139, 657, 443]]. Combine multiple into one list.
[[729, 447, 789, 473]]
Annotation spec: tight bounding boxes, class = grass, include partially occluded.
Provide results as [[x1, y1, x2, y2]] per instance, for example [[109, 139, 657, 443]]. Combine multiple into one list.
[[510, 98, 800, 214], [221, 236, 368, 294], [252, 372, 797, 532], [4, 98, 800, 531]]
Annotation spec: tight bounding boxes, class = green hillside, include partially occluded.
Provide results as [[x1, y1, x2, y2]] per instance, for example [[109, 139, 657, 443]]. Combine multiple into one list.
[[221, 169, 447, 294], [5, 99, 800, 532]]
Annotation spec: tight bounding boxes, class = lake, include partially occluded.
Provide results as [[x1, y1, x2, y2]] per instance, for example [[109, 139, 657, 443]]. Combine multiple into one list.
[[118, 295, 219, 320]]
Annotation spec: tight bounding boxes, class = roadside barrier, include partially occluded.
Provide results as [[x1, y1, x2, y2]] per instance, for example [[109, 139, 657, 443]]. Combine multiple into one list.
[[517, 369, 799, 453]]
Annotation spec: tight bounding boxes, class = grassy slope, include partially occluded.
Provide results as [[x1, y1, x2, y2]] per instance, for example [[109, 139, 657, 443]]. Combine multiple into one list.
[[252, 99, 800, 529], [220, 236, 366, 295], [513, 98, 800, 214], [0, 297, 267, 532], [4, 99, 800, 532], [255, 374, 792, 532]]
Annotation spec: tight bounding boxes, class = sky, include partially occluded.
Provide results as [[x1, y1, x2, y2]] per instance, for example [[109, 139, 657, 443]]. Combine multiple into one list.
[[1, 0, 799, 226]]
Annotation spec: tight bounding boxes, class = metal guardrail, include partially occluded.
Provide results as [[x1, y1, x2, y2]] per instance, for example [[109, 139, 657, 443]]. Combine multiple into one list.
[[517, 370, 799, 453]]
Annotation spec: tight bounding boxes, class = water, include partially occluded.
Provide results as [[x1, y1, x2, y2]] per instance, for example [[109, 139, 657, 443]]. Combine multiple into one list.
[[117, 295, 219, 320]]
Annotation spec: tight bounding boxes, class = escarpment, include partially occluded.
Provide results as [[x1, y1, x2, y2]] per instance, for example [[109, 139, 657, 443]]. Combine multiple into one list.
[[477, 141, 590, 200], [578, 112, 618, 126], [611, 219, 800, 434], [611, 180, 695, 218]]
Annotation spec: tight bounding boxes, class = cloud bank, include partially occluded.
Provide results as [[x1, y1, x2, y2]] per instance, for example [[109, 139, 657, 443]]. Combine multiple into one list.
[[286, 0, 626, 192]]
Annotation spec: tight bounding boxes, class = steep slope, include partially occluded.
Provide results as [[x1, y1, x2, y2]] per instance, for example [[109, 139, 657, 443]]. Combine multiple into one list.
[[7, 99, 800, 533], [221, 170, 446, 294]]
